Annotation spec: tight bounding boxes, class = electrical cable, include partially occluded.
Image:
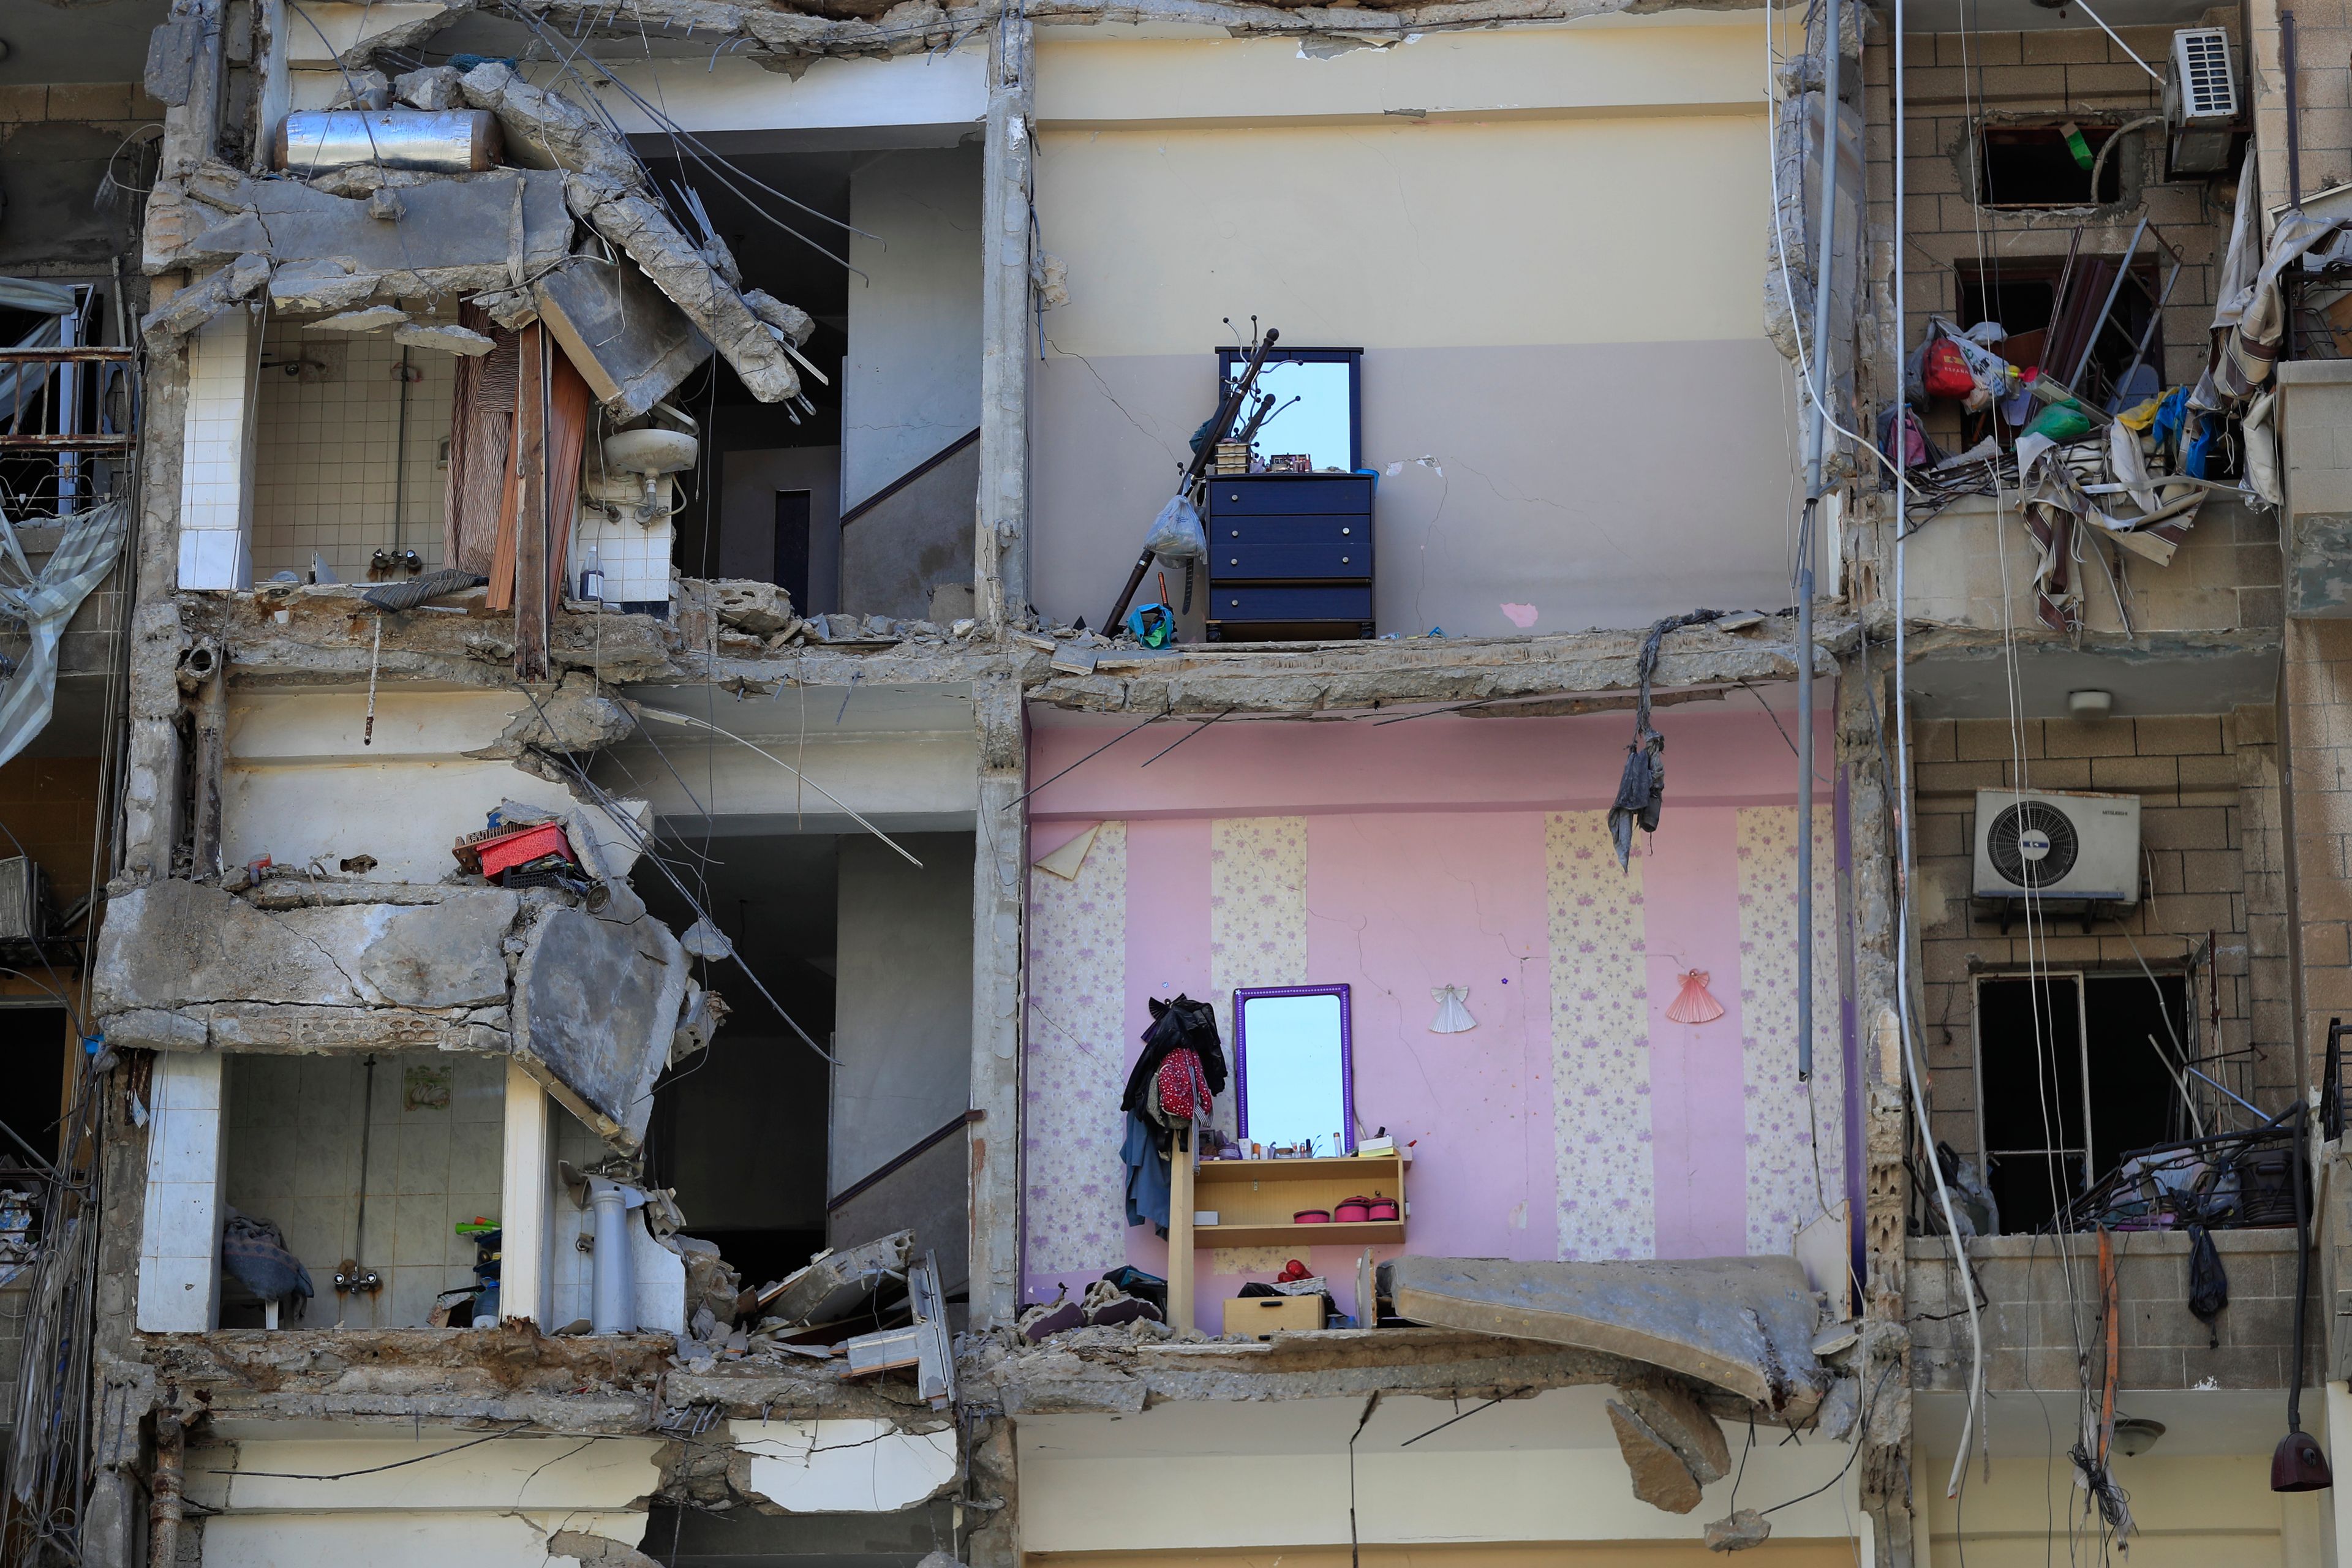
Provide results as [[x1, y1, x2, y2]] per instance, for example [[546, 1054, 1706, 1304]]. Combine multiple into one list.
[[1888, 0, 1990, 1504]]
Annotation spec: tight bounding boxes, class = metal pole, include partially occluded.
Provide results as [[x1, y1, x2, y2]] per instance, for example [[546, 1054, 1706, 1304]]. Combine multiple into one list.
[[2069, 212, 2149, 390], [1796, 0, 1842, 1082]]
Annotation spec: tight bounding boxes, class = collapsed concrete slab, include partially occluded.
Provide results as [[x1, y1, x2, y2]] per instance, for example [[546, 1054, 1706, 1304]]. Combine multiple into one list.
[[93, 880, 519, 1015], [458, 63, 806, 405], [1381, 1255, 1827, 1409], [142, 162, 571, 296], [511, 905, 693, 1153], [533, 252, 714, 420]]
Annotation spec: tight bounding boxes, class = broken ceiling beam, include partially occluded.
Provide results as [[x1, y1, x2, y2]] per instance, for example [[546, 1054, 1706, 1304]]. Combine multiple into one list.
[[532, 254, 714, 420], [1381, 1254, 1827, 1409], [143, 162, 571, 296], [140, 254, 271, 341], [457, 62, 805, 405], [761, 1229, 914, 1327]]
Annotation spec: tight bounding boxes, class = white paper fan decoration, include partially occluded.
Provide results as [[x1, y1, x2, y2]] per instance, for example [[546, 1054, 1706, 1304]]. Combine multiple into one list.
[[1430, 986, 1477, 1034]]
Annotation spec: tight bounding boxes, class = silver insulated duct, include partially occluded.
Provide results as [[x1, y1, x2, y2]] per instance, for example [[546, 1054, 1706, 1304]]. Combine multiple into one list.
[[273, 110, 503, 175]]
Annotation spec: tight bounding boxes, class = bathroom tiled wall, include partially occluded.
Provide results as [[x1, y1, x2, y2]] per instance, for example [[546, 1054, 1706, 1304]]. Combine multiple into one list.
[[222, 1052, 504, 1329], [572, 507, 676, 608], [137, 1054, 227, 1330], [176, 311, 257, 591], [249, 319, 456, 584]]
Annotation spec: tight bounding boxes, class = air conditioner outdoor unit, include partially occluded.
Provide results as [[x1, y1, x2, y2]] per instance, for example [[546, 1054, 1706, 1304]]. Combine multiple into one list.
[[2165, 27, 2239, 176], [0, 858, 48, 942], [1973, 789, 2142, 904]]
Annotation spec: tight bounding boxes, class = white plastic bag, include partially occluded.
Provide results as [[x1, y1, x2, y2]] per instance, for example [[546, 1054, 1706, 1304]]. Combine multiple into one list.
[[1142, 492, 1206, 560]]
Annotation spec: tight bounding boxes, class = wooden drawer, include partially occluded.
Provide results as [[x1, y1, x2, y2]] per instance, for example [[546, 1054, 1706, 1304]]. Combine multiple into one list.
[[1212, 514, 1367, 546], [1205, 475, 1374, 516], [1221, 1294, 1324, 1338], [1206, 585, 1373, 622], [1212, 541, 1369, 580]]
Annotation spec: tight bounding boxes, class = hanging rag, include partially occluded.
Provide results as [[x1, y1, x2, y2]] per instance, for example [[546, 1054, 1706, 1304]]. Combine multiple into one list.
[[444, 303, 520, 576], [2185, 1221, 2228, 1349], [2211, 206, 2343, 403], [0, 500, 129, 770], [1608, 609, 1725, 868], [1121, 1110, 1173, 1234]]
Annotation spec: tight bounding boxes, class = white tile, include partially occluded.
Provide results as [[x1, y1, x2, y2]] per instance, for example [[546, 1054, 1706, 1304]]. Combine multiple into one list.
[[137, 1253, 216, 1332], [146, 1105, 222, 1186], [145, 1181, 222, 1262], [157, 1053, 224, 1112]]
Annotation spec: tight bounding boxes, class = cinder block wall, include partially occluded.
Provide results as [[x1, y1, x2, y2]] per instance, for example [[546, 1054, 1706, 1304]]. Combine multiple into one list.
[[1910, 710, 2294, 1158], [1909, 1229, 2317, 1392], [2285, 619, 2352, 1082], [1865, 19, 2235, 449]]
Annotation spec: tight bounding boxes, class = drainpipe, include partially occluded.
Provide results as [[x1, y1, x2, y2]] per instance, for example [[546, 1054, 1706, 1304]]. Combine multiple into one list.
[[181, 641, 228, 879], [587, 1180, 636, 1334], [1796, 0, 1843, 1082], [149, 1401, 185, 1568]]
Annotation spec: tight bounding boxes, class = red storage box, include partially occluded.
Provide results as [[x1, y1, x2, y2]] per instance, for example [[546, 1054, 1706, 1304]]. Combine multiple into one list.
[[474, 823, 573, 878]]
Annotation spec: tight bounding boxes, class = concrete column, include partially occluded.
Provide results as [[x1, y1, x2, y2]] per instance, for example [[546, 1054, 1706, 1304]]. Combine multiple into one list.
[[974, 2, 1034, 630], [500, 1063, 551, 1325], [136, 1053, 227, 1332], [175, 306, 258, 592], [160, 0, 226, 181], [967, 679, 1025, 1329], [118, 327, 190, 878]]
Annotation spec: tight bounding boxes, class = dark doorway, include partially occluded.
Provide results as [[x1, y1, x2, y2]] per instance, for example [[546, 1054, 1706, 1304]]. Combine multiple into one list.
[[775, 489, 812, 606], [1976, 971, 2190, 1232]]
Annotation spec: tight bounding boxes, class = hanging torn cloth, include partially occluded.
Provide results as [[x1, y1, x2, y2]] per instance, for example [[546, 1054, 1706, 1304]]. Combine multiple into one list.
[[1121, 1110, 1173, 1234], [1608, 609, 1724, 869], [0, 500, 129, 769], [2210, 206, 2343, 404]]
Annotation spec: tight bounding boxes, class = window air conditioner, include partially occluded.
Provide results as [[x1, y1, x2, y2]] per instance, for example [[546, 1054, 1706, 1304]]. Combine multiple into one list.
[[2165, 28, 2239, 176], [0, 857, 48, 942], [1973, 789, 2142, 905]]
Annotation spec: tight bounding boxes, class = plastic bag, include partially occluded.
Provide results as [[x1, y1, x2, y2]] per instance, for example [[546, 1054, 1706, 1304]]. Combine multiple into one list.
[[1142, 492, 1207, 561], [1924, 338, 1975, 400]]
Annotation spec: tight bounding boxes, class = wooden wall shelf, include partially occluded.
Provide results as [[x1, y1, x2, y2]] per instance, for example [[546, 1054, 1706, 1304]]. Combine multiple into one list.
[[1191, 1154, 1407, 1248]]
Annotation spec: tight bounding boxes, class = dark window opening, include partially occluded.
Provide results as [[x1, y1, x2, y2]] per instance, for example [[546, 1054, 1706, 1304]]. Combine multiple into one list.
[[0, 1007, 66, 1164], [1978, 124, 2122, 209], [1977, 972, 2190, 1232], [774, 489, 812, 606]]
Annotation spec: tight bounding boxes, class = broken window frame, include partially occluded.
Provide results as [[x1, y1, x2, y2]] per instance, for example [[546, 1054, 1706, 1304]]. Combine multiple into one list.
[[1969, 965, 2199, 1231]]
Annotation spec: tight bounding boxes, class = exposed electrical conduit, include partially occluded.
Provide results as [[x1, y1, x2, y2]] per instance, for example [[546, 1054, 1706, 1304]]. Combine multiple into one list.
[[1884, 0, 1989, 1502], [2089, 116, 2163, 207]]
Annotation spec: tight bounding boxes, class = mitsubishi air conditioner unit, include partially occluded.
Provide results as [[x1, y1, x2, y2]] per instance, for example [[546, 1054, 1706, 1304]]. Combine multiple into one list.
[[1973, 789, 2141, 905], [2165, 27, 2239, 175]]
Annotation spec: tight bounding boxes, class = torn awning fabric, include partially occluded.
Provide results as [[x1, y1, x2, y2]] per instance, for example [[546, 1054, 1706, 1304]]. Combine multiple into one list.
[[1608, 609, 1725, 869], [0, 500, 129, 770]]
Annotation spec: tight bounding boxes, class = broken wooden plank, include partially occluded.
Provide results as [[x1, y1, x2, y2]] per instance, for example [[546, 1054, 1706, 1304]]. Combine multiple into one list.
[[514, 323, 549, 683]]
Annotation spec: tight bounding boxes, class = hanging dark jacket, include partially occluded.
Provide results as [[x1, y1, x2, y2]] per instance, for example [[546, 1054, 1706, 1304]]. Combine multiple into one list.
[[1120, 993, 1229, 1114]]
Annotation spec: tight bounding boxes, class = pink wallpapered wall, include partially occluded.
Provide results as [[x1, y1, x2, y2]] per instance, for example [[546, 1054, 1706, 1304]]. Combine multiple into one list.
[[1020, 703, 1847, 1328]]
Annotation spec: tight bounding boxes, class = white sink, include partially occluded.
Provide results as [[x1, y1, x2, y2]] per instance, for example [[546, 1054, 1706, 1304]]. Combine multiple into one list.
[[600, 428, 698, 475]]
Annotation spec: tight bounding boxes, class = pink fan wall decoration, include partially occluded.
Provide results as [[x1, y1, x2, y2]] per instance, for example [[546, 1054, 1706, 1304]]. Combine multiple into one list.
[[1666, 970, 1725, 1025]]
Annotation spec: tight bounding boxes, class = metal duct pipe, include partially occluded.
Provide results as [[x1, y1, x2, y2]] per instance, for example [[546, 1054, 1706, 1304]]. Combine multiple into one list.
[[588, 1181, 636, 1335], [273, 110, 502, 175]]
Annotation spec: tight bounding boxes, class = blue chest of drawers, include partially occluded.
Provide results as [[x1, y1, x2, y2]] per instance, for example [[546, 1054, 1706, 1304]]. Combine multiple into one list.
[[1201, 474, 1374, 641]]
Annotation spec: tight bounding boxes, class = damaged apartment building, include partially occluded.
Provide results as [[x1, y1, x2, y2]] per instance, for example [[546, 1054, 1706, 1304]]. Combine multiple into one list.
[[4, 0, 2352, 1561]]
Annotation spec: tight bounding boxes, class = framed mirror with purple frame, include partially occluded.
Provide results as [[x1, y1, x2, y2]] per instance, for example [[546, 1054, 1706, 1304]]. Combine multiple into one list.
[[1233, 984, 1355, 1156]]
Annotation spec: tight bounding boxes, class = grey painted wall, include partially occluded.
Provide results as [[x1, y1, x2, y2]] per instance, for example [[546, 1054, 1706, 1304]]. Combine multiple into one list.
[[1032, 339, 1804, 639], [718, 445, 842, 614], [840, 437, 978, 619], [843, 147, 982, 510], [829, 832, 974, 1199]]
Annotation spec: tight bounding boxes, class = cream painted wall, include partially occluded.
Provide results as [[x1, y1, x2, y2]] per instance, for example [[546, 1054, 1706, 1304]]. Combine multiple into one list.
[[1027, 21, 1798, 637], [1035, 21, 1762, 130], [1017, 1389, 1858, 1553], [221, 688, 648, 884], [1917, 1450, 2323, 1567], [1035, 115, 1768, 358]]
